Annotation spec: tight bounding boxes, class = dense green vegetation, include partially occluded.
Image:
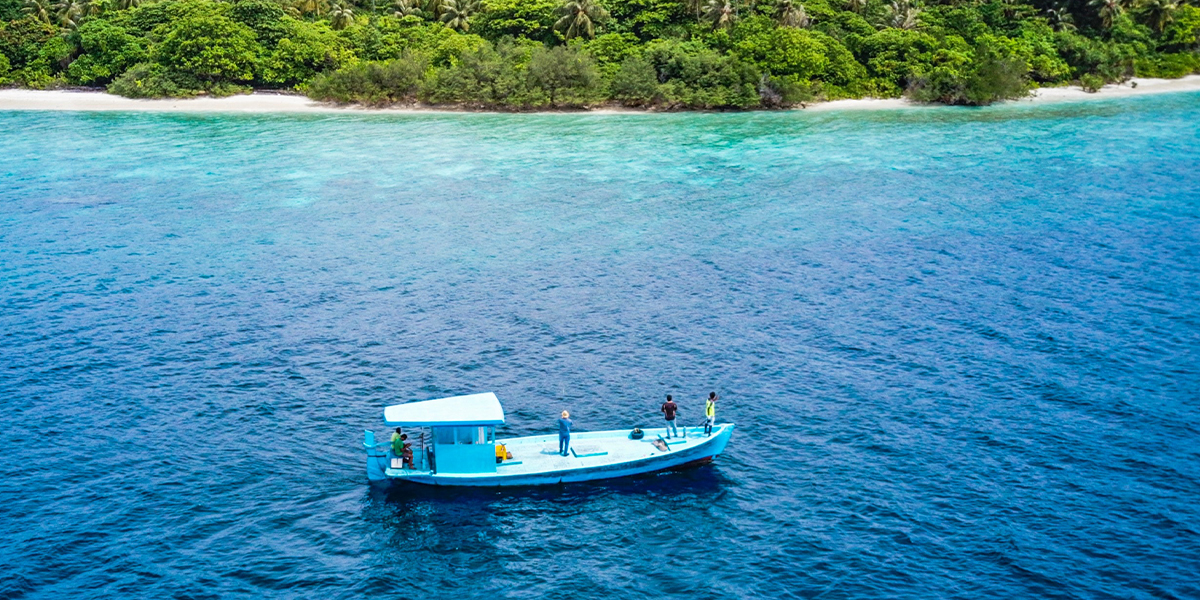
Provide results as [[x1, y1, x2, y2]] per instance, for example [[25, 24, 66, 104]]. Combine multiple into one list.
[[1, 0, 1197, 107]]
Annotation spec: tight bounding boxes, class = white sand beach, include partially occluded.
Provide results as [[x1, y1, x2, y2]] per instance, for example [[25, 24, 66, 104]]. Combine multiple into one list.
[[807, 74, 1200, 111], [1, 74, 1199, 114]]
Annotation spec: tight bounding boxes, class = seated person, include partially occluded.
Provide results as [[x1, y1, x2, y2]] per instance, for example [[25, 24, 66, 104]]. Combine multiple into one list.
[[400, 434, 414, 469]]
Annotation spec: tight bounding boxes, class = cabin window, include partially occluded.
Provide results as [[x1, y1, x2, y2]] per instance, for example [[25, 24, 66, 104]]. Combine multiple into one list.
[[455, 427, 476, 445], [435, 426, 494, 445]]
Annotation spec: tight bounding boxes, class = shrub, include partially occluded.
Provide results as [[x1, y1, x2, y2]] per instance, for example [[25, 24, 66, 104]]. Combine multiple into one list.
[[66, 20, 148, 85], [474, 0, 559, 42], [230, 0, 290, 46], [527, 45, 603, 106], [758, 74, 816, 107], [155, 12, 261, 82], [0, 17, 55, 73], [1079, 73, 1103, 92], [1135, 52, 1200, 78], [260, 18, 351, 87], [108, 62, 201, 97], [307, 54, 428, 104], [908, 38, 1029, 105], [857, 28, 939, 91], [643, 39, 761, 109], [422, 40, 539, 107], [1159, 6, 1200, 53], [610, 54, 659, 105], [584, 32, 642, 76], [604, 0, 689, 41], [734, 26, 830, 82]]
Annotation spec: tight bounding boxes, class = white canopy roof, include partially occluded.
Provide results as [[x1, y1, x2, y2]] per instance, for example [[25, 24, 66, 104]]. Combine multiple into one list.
[[383, 392, 505, 427]]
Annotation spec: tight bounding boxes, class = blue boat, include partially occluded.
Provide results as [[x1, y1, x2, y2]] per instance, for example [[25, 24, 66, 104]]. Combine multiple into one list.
[[364, 392, 735, 486]]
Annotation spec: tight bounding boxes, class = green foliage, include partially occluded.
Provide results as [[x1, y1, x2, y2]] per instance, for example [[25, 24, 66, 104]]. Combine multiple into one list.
[[108, 61, 200, 96], [527, 43, 601, 104], [66, 20, 147, 84], [0, 0, 21, 22], [260, 17, 349, 86], [1053, 28, 1135, 81], [0, 0, 1198, 107], [1079, 72, 1103, 91], [583, 32, 641, 70], [422, 38, 539, 106], [734, 25, 830, 81], [0, 16, 54, 72], [342, 18, 456, 62], [306, 53, 427, 103], [604, 0, 688, 41], [907, 36, 1030, 105], [1159, 5, 1200, 52], [119, 0, 221, 36], [155, 10, 261, 81], [610, 53, 659, 104], [474, 0, 557, 41], [643, 39, 761, 108], [1135, 51, 1200, 77], [230, 0, 289, 45], [857, 27, 939, 93]]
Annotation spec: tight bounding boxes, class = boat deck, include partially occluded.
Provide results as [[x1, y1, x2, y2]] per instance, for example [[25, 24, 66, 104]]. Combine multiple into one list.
[[384, 424, 728, 480], [492, 426, 716, 477]]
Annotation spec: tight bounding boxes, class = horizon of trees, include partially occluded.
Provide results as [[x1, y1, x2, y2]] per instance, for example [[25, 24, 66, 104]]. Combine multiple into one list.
[[0, 0, 1197, 108]]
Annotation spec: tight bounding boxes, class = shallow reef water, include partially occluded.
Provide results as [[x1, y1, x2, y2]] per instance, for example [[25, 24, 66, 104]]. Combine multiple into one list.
[[1, 94, 1199, 599]]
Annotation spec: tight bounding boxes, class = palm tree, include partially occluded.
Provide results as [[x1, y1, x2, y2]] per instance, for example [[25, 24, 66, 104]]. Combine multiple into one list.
[[1138, 0, 1177, 32], [702, 0, 737, 29], [393, 0, 423, 17], [1045, 4, 1075, 30], [845, 0, 867, 13], [886, 0, 920, 29], [291, 0, 331, 17], [52, 0, 85, 28], [1089, 0, 1124, 28], [329, 0, 354, 28], [440, 0, 478, 31], [773, 0, 809, 26], [22, 0, 52, 23], [554, 0, 608, 39]]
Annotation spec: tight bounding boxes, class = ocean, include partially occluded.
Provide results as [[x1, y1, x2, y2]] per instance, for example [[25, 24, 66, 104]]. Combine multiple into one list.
[[1, 94, 1198, 599]]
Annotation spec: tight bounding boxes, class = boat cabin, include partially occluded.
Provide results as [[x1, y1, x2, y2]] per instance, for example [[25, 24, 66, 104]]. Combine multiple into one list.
[[366, 392, 505, 477]]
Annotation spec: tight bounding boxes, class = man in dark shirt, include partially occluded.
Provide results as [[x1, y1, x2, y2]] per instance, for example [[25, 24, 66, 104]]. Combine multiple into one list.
[[661, 394, 679, 439], [558, 410, 573, 456]]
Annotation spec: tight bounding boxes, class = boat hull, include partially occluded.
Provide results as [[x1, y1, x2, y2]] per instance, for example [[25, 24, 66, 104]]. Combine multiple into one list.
[[379, 424, 734, 487]]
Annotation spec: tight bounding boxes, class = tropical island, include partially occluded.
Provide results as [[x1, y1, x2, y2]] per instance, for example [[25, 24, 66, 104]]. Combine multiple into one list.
[[0, 0, 1197, 110]]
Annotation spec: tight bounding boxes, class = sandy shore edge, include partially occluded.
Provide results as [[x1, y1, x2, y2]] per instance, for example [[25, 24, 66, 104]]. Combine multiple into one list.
[[2, 75, 1198, 114]]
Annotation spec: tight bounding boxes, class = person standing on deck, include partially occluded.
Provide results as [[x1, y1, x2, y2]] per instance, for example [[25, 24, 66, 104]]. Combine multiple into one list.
[[661, 394, 679, 439], [558, 411, 573, 456], [704, 392, 718, 436]]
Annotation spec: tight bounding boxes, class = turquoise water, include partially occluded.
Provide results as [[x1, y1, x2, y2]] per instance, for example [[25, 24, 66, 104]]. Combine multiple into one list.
[[2, 94, 1199, 598]]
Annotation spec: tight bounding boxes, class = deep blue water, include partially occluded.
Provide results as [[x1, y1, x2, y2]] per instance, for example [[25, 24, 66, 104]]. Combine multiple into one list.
[[2, 94, 1199, 599]]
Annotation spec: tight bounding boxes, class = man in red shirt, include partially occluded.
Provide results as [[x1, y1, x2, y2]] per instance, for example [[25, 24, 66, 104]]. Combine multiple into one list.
[[661, 394, 679, 439]]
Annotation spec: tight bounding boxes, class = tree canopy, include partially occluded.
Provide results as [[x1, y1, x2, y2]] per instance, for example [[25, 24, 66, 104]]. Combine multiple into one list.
[[0, 0, 1196, 107]]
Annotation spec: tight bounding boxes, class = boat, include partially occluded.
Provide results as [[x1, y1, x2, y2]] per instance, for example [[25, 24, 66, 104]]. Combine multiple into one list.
[[363, 392, 735, 486]]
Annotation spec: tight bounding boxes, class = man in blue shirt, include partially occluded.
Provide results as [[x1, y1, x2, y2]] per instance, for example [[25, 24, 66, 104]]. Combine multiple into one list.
[[558, 410, 573, 456]]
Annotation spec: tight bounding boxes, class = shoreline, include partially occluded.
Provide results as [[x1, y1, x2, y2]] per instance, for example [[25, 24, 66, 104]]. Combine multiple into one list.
[[1, 75, 1199, 114]]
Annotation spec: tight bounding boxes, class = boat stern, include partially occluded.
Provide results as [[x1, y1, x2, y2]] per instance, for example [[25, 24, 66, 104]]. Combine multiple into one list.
[[364, 430, 389, 482]]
